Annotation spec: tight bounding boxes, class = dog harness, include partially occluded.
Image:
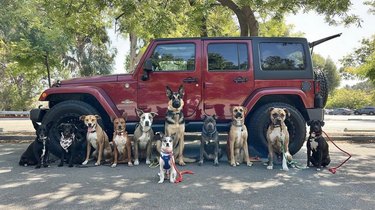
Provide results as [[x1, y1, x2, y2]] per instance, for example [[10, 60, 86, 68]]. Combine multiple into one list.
[[161, 152, 171, 170], [60, 133, 75, 153]]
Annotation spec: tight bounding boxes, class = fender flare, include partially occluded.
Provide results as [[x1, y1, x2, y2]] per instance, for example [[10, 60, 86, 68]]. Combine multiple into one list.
[[39, 86, 121, 119]]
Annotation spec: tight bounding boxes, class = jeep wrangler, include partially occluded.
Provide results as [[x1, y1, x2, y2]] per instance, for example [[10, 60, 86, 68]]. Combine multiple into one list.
[[30, 34, 338, 157]]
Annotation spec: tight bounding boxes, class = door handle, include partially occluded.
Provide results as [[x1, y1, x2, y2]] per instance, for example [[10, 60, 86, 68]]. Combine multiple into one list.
[[233, 76, 248, 83], [183, 77, 198, 83]]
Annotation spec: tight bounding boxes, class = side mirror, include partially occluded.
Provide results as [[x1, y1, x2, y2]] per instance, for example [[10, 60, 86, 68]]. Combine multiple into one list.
[[142, 59, 153, 81]]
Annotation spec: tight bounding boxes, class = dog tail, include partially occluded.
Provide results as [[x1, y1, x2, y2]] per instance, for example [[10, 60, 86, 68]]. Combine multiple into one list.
[[183, 156, 198, 163]]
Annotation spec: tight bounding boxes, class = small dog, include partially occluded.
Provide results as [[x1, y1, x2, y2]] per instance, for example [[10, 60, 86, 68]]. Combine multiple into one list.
[[199, 114, 221, 166], [162, 85, 192, 166], [133, 108, 157, 165], [307, 120, 331, 171], [111, 115, 132, 167], [80, 115, 112, 166], [57, 123, 79, 167], [227, 106, 252, 167], [158, 133, 177, 184], [266, 107, 292, 171], [19, 122, 51, 168]]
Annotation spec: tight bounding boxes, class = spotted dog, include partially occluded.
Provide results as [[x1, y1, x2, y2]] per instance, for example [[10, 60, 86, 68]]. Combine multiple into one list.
[[158, 133, 177, 184]]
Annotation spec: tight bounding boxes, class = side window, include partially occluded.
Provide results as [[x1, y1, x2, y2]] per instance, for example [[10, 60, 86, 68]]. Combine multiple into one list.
[[151, 43, 195, 71], [260, 43, 305, 71], [208, 43, 248, 71]]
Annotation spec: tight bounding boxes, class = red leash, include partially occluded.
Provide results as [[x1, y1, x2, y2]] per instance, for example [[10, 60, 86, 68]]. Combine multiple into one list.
[[322, 131, 352, 174], [170, 155, 194, 183]]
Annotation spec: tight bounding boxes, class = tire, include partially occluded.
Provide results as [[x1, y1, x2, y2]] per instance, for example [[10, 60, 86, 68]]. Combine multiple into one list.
[[354, 111, 360, 115], [42, 100, 101, 143], [247, 102, 306, 158], [314, 69, 328, 107], [369, 112, 374, 115]]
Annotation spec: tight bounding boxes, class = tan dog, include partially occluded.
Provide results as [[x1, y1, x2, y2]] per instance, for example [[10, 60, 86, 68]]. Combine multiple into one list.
[[266, 107, 292, 171], [227, 106, 252, 167], [111, 115, 132, 167], [80, 115, 112, 166]]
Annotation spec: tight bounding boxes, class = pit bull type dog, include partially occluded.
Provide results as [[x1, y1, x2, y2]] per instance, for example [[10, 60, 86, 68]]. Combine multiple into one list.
[[266, 107, 292, 171], [80, 115, 112, 166], [199, 114, 220, 166], [133, 108, 157, 165], [161, 85, 192, 166], [57, 123, 80, 167], [227, 106, 252, 167], [19, 122, 52, 168], [307, 120, 331, 171], [111, 115, 132, 167], [158, 133, 177, 184]]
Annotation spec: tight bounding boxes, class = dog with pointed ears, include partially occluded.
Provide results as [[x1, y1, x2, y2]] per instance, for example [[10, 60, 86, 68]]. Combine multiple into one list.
[[266, 107, 292, 171], [19, 122, 52, 168], [133, 108, 158, 165], [307, 120, 331, 171], [158, 133, 177, 183], [111, 113, 132, 167], [80, 115, 112, 166], [227, 106, 252, 167]]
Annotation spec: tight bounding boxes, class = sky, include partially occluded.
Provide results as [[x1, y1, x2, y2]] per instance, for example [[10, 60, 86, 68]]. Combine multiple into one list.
[[109, 1, 374, 74]]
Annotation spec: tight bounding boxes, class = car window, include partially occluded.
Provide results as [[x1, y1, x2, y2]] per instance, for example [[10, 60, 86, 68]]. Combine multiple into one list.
[[259, 42, 305, 71], [207, 43, 248, 71], [151, 43, 195, 71]]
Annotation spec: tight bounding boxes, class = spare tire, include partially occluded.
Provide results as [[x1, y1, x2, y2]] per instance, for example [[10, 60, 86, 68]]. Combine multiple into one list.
[[314, 69, 328, 107]]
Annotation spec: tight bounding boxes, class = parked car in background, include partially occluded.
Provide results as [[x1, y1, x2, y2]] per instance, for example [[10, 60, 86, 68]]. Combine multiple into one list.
[[354, 106, 375, 115], [328, 108, 354, 115], [324, 109, 333, 115]]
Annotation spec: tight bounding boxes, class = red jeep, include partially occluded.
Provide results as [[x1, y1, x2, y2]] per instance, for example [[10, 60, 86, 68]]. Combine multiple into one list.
[[30, 35, 335, 157]]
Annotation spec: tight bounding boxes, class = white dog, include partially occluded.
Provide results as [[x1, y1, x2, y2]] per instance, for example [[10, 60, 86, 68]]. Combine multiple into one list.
[[158, 134, 177, 184]]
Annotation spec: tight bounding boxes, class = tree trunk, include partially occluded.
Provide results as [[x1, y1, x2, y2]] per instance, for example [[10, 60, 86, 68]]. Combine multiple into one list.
[[129, 32, 137, 73], [44, 52, 51, 87]]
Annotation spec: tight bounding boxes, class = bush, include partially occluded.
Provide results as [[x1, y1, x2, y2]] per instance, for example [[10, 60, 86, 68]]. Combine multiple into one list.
[[326, 89, 373, 109]]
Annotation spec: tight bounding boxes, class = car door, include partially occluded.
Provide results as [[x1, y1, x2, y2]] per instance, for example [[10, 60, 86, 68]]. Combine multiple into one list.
[[202, 40, 254, 120], [137, 40, 202, 121]]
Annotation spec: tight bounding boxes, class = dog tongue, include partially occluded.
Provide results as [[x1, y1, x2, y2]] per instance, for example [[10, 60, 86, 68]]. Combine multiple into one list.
[[88, 127, 94, 132]]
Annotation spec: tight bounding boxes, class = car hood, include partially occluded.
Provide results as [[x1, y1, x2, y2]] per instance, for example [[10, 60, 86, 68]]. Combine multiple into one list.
[[58, 74, 133, 86]]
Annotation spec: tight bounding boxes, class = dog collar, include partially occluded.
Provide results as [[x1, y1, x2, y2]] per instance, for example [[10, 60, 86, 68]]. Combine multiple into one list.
[[60, 133, 75, 153], [202, 126, 217, 138]]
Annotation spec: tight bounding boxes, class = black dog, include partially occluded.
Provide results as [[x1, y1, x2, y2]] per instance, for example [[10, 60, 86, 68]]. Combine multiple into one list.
[[19, 122, 52, 168], [199, 115, 221, 166], [307, 120, 331, 170], [57, 123, 85, 167]]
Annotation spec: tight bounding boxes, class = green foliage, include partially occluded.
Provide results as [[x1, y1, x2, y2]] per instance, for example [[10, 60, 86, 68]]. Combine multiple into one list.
[[326, 88, 374, 109], [312, 54, 341, 94]]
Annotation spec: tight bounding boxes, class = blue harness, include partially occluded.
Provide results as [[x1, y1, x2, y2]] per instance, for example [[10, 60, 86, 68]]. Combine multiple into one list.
[[161, 153, 172, 170]]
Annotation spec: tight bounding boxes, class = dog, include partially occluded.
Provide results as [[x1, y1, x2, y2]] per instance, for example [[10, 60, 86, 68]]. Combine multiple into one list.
[[266, 107, 292, 171], [227, 106, 252, 167], [111, 114, 132, 167], [158, 133, 177, 184], [199, 114, 221, 166], [57, 123, 85, 167], [133, 108, 157, 165], [307, 120, 331, 171], [80, 115, 112, 166], [19, 122, 51, 168], [161, 85, 193, 166]]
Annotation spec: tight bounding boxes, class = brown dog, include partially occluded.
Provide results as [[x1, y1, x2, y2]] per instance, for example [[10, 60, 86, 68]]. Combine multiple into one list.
[[111, 115, 132, 167], [266, 107, 292, 171], [227, 106, 252, 167], [80, 115, 112, 166]]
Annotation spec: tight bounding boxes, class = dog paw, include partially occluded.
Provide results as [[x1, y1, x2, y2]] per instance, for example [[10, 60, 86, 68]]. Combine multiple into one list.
[[178, 161, 186, 166], [214, 161, 219, 166], [236, 162, 240, 166], [128, 162, 133, 167], [111, 163, 117, 168], [282, 167, 289, 171], [95, 162, 100, 166], [68, 164, 74, 168], [158, 180, 164, 184], [146, 159, 151, 165], [198, 160, 203, 166], [58, 163, 63, 167], [267, 165, 273, 170], [82, 160, 88, 165], [43, 164, 49, 168], [134, 159, 139, 166], [35, 165, 41, 169], [247, 162, 253, 167], [231, 163, 236, 167], [316, 168, 321, 171]]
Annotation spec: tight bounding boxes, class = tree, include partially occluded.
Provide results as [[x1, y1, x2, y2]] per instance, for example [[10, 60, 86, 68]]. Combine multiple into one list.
[[217, 0, 362, 36], [326, 89, 373, 109], [312, 54, 341, 94]]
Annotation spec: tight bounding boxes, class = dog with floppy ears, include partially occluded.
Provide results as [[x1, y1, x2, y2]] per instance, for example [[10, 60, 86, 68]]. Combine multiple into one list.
[[307, 120, 331, 171], [57, 123, 81, 167], [19, 122, 52, 168], [266, 107, 292, 171], [227, 106, 252, 167], [133, 108, 158, 165], [159, 85, 194, 166], [111, 113, 132, 167], [80, 115, 112, 166], [158, 133, 177, 184]]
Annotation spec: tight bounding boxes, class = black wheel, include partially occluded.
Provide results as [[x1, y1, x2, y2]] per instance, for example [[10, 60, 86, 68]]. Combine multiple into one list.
[[247, 102, 306, 158], [314, 69, 328, 107], [369, 112, 374, 115], [42, 100, 103, 157], [354, 111, 360, 115]]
